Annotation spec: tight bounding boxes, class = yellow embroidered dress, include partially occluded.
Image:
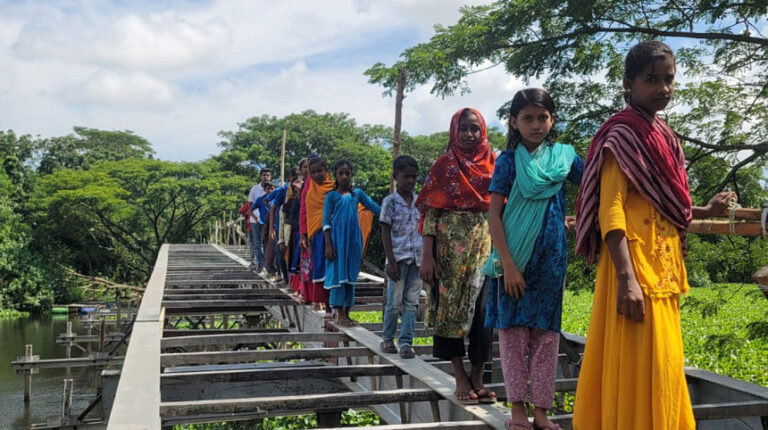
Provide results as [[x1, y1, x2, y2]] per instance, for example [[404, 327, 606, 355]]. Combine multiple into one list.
[[573, 153, 695, 429]]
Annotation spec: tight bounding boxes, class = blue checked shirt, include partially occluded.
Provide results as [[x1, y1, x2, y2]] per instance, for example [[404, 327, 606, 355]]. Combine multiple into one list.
[[380, 192, 422, 265]]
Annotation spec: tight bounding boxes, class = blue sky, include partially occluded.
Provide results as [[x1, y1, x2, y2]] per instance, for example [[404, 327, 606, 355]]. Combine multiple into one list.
[[0, 0, 518, 161]]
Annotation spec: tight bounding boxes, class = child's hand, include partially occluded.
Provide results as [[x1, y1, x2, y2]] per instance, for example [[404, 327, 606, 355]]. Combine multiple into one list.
[[270, 229, 276, 240], [325, 245, 336, 261], [419, 256, 440, 283], [300, 235, 308, 250], [565, 215, 577, 232], [502, 260, 525, 300], [616, 274, 645, 322], [387, 263, 401, 282]]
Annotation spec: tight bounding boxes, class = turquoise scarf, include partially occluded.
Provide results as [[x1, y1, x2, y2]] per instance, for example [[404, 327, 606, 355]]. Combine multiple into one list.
[[482, 142, 576, 277]]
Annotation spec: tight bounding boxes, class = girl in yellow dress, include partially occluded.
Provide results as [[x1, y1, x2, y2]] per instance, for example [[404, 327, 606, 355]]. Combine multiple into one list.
[[572, 40, 734, 430]]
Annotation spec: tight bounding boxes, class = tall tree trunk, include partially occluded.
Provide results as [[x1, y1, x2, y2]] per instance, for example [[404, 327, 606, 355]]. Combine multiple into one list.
[[391, 67, 407, 192]]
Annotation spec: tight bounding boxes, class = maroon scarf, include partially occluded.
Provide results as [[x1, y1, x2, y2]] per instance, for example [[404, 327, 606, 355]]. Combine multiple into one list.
[[575, 105, 692, 264]]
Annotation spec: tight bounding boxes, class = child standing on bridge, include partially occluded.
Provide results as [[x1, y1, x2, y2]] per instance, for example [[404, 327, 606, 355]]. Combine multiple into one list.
[[483, 88, 583, 430], [573, 41, 734, 430], [417, 107, 496, 405], [300, 156, 333, 317], [323, 160, 380, 327], [380, 155, 422, 359]]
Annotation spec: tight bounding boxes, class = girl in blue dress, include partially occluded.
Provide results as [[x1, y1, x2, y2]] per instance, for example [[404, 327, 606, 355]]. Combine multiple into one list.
[[484, 88, 583, 430], [323, 160, 381, 327]]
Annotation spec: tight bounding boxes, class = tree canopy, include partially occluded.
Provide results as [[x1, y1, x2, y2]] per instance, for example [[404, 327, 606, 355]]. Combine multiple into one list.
[[366, 0, 768, 205]]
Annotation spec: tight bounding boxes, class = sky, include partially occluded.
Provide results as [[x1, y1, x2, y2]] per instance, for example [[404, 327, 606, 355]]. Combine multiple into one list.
[[0, 0, 524, 161]]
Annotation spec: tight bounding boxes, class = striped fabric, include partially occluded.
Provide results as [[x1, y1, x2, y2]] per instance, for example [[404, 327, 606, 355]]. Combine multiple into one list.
[[575, 105, 692, 264]]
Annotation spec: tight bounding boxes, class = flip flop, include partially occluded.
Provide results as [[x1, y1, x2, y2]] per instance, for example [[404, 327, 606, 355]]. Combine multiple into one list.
[[472, 388, 496, 404], [505, 419, 533, 430], [533, 424, 560, 430], [454, 390, 479, 405]]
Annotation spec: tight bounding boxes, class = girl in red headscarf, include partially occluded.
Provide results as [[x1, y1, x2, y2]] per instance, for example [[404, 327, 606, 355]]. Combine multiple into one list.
[[417, 107, 497, 405]]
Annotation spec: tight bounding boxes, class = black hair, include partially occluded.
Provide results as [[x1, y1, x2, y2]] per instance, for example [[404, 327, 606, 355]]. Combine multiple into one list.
[[298, 158, 308, 169], [245, 188, 251, 195], [459, 108, 476, 120], [392, 155, 418, 176], [260, 167, 272, 174], [307, 156, 327, 170], [332, 159, 353, 190], [506, 88, 558, 150], [624, 40, 675, 102], [262, 181, 274, 189], [287, 167, 301, 182]]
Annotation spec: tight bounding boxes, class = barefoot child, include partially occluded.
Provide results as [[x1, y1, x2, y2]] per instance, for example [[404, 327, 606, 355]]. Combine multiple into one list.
[[323, 160, 381, 327], [483, 88, 583, 430], [417, 107, 496, 405], [573, 40, 735, 430], [380, 155, 422, 359]]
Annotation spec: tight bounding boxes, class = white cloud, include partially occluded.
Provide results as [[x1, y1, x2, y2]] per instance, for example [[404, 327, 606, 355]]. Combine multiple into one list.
[[0, 0, 509, 161], [71, 71, 176, 107]]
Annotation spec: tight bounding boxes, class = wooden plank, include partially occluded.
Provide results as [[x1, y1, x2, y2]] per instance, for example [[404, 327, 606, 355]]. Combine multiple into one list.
[[692, 400, 768, 419], [688, 220, 763, 236], [162, 299, 297, 309], [162, 328, 290, 337], [165, 279, 263, 286], [315, 422, 489, 430], [328, 323, 512, 429], [161, 364, 404, 385], [137, 244, 169, 322], [161, 332, 349, 348], [107, 320, 161, 429], [12, 356, 125, 370], [163, 289, 285, 295], [160, 388, 439, 417], [161, 346, 373, 366]]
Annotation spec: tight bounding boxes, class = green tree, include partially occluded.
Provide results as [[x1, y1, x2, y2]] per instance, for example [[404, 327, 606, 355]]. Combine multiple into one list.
[[0, 170, 57, 311], [366, 0, 768, 205], [32, 159, 248, 282], [36, 127, 155, 175]]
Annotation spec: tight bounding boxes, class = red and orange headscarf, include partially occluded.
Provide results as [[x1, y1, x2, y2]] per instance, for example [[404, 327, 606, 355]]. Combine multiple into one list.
[[415, 107, 497, 233]]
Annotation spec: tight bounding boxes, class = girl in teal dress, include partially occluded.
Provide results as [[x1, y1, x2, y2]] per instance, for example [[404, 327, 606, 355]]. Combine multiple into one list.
[[323, 160, 381, 326]]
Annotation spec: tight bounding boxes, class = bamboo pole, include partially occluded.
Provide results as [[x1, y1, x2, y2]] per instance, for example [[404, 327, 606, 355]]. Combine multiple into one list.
[[281, 129, 287, 185], [687, 220, 763, 236], [391, 67, 407, 193]]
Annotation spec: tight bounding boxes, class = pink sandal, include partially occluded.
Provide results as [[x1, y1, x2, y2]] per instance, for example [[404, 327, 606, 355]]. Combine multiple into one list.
[[505, 419, 532, 430]]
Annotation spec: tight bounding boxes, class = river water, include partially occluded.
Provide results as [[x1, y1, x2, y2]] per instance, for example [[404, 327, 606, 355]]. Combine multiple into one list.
[[0, 316, 102, 429]]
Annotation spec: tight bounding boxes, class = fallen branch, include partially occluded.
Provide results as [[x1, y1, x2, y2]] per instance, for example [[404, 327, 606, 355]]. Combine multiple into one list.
[[60, 266, 145, 293]]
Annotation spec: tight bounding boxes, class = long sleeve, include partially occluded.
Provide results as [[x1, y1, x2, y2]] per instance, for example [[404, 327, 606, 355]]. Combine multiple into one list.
[[598, 152, 628, 239], [299, 179, 310, 235], [355, 189, 381, 216]]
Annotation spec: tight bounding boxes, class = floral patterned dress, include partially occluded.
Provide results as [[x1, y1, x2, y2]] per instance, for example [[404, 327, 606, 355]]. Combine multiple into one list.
[[422, 207, 492, 338]]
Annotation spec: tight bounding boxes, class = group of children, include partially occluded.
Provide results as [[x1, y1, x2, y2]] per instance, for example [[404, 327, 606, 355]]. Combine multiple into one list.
[[241, 40, 734, 430]]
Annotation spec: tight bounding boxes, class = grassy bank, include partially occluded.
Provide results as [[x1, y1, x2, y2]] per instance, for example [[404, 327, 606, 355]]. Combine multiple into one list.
[[353, 283, 767, 387], [562, 283, 768, 387]]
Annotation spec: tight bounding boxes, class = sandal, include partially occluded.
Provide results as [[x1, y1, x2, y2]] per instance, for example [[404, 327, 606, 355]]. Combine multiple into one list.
[[533, 423, 560, 430], [454, 390, 479, 405], [380, 339, 398, 354], [398, 344, 416, 359], [472, 387, 496, 404], [505, 419, 533, 430]]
